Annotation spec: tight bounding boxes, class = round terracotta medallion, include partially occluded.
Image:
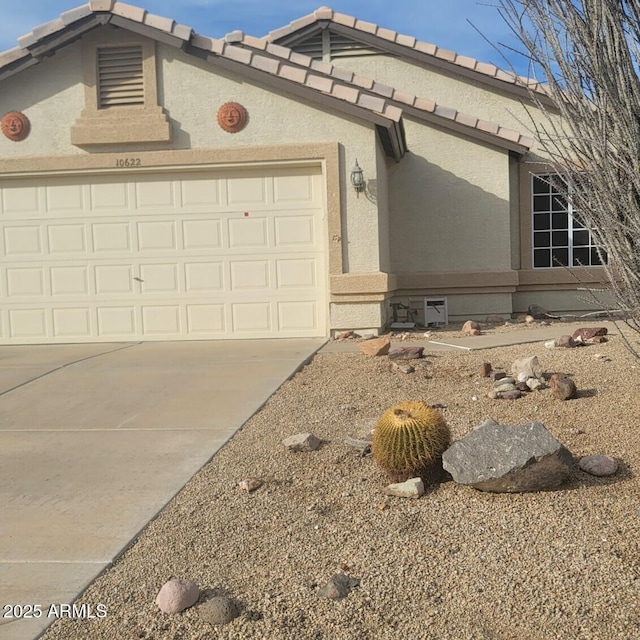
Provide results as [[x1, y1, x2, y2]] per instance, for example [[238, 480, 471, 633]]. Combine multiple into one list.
[[1, 111, 30, 141], [217, 102, 248, 133]]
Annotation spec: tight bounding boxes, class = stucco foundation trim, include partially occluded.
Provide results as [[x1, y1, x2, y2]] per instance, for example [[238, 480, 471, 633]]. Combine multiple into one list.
[[395, 271, 519, 290], [330, 272, 397, 295]]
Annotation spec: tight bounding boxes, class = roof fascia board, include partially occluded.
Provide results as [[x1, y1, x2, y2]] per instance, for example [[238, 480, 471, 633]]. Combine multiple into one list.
[[404, 108, 529, 154], [187, 45, 404, 158], [109, 15, 187, 49], [0, 55, 39, 82], [326, 22, 555, 109], [23, 14, 108, 58]]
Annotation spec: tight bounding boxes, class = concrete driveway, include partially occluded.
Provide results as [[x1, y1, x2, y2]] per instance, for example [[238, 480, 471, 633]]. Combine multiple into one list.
[[0, 339, 324, 640]]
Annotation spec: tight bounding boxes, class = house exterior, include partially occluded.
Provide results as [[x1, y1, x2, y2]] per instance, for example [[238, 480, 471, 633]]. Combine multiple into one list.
[[0, 2, 606, 344]]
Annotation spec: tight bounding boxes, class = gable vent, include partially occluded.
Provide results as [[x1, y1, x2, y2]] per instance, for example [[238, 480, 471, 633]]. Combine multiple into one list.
[[328, 31, 380, 57], [291, 31, 324, 58], [97, 45, 144, 108]]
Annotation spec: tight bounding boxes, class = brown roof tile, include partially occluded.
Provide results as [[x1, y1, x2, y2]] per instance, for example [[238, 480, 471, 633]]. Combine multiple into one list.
[[333, 84, 360, 103], [144, 13, 175, 34], [306, 74, 334, 93], [89, 0, 115, 10], [112, 2, 146, 22], [354, 19, 377, 35], [61, 5, 94, 25]]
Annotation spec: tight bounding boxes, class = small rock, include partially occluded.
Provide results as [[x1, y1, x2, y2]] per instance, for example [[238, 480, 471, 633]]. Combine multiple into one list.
[[485, 314, 504, 323], [556, 335, 578, 348], [388, 346, 424, 360], [500, 390, 523, 400], [494, 377, 515, 387], [515, 382, 529, 392], [198, 596, 239, 626], [528, 304, 549, 319], [490, 371, 507, 382], [462, 320, 482, 335], [511, 356, 542, 381], [390, 362, 415, 374], [526, 378, 545, 391], [358, 335, 391, 356], [568, 428, 585, 435], [480, 362, 492, 377], [525, 314, 536, 324], [578, 455, 619, 477], [336, 330, 354, 340], [383, 477, 425, 499], [318, 574, 360, 600], [487, 390, 500, 400], [494, 383, 517, 394], [156, 579, 200, 614], [283, 433, 322, 452], [550, 374, 577, 400], [572, 327, 608, 342], [237, 477, 263, 493], [544, 340, 557, 349]]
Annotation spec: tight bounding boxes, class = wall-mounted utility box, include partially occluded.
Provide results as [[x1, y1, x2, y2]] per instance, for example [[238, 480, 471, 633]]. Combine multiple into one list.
[[424, 297, 448, 325]]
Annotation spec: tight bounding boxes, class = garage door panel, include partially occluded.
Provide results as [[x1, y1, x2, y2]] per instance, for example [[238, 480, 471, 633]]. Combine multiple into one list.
[[186, 304, 226, 334], [278, 301, 319, 331], [1, 167, 327, 343], [48, 224, 87, 254], [183, 220, 222, 250], [97, 307, 136, 337], [137, 221, 177, 252], [92, 223, 132, 253], [52, 308, 91, 338], [51, 266, 89, 296], [184, 262, 224, 292], [4, 226, 43, 256]]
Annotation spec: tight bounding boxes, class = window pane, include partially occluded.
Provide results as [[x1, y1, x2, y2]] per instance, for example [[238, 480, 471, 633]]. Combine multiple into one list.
[[573, 247, 590, 266], [573, 229, 590, 246], [552, 231, 569, 246], [552, 248, 568, 266], [533, 175, 551, 194], [534, 232, 551, 248], [552, 212, 568, 229], [551, 195, 567, 212], [533, 213, 550, 230], [591, 247, 605, 265], [533, 195, 551, 212], [534, 248, 551, 267]]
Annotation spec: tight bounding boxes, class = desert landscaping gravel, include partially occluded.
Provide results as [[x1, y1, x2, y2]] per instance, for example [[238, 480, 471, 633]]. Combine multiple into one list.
[[42, 323, 640, 640]]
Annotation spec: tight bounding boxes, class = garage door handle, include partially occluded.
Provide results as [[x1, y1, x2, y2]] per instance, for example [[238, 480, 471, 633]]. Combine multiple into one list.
[[133, 277, 143, 282]]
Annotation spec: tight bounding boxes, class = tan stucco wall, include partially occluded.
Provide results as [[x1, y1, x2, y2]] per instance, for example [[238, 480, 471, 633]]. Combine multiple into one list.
[[513, 289, 616, 314], [375, 137, 391, 272], [0, 28, 389, 278], [388, 119, 512, 273], [338, 54, 543, 142]]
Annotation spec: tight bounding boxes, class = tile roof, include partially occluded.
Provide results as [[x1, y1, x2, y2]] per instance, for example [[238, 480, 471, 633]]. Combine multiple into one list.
[[263, 6, 548, 95], [0, 1, 534, 153], [228, 32, 534, 151]]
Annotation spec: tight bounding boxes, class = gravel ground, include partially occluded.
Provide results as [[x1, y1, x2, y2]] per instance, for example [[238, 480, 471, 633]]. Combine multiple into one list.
[[42, 323, 640, 640]]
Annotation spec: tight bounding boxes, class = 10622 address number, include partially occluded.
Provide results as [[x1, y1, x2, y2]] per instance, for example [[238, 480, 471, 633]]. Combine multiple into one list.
[[115, 158, 141, 168]]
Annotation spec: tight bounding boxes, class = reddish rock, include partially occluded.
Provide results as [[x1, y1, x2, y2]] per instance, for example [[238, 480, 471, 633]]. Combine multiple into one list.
[[571, 327, 608, 343], [515, 382, 530, 392], [388, 346, 424, 360], [336, 330, 354, 340], [358, 335, 391, 356], [480, 362, 492, 377], [156, 579, 200, 614], [462, 320, 482, 335], [550, 374, 577, 400], [590, 335, 608, 344], [490, 371, 507, 382]]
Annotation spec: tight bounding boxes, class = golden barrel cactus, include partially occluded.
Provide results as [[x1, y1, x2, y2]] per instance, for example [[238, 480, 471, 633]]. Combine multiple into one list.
[[372, 401, 451, 483]]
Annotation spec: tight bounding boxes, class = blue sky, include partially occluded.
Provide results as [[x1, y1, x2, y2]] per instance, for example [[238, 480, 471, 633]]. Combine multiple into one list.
[[0, 0, 532, 76]]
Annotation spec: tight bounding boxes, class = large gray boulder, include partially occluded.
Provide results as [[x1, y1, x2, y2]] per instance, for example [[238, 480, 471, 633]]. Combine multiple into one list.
[[442, 419, 573, 492]]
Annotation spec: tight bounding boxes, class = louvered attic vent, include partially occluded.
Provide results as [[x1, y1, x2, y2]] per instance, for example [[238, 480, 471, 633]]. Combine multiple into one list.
[[97, 45, 144, 108], [290, 30, 381, 60]]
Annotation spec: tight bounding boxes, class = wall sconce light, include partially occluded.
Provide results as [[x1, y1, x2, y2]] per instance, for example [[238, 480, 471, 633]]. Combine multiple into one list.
[[350, 159, 365, 196]]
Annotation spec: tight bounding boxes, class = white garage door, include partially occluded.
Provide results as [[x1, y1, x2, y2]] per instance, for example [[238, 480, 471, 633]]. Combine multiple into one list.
[[0, 165, 328, 344]]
